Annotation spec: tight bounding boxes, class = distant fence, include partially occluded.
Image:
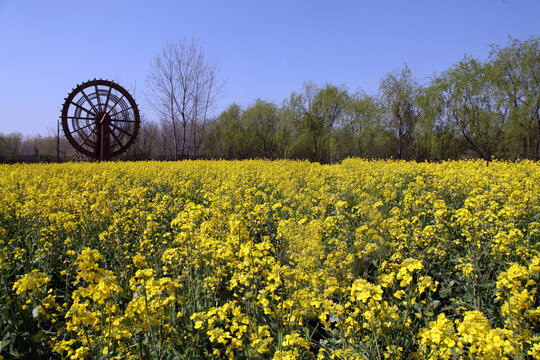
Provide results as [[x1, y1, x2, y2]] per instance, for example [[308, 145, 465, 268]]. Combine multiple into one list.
[[0, 154, 89, 164], [0, 153, 197, 164]]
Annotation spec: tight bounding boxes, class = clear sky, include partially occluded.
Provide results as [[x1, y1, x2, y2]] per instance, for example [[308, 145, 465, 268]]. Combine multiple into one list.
[[0, 0, 538, 136]]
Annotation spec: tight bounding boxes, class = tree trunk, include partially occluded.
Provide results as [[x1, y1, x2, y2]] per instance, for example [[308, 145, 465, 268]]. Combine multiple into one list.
[[535, 111, 540, 161], [181, 119, 187, 160], [171, 97, 179, 160], [519, 123, 527, 159]]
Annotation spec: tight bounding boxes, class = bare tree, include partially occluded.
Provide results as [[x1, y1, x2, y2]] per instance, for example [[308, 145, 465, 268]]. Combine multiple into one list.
[[0, 132, 23, 157], [147, 38, 221, 160]]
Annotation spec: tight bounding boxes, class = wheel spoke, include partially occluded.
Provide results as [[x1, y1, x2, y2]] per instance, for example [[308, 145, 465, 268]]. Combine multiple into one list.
[[78, 127, 96, 148], [109, 122, 133, 137], [69, 122, 94, 134], [95, 85, 103, 112], [103, 86, 113, 112], [106, 94, 125, 115], [65, 115, 93, 120], [80, 89, 100, 114], [70, 101, 96, 116], [108, 125, 124, 148], [110, 118, 135, 123], [110, 106, 134, 118]]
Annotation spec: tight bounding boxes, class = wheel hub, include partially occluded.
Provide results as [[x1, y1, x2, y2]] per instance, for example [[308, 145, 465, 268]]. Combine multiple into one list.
[[95, 112, 111, 126]]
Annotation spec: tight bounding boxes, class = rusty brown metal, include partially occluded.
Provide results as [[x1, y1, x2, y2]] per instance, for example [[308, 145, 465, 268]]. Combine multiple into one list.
[[61, 79, 140, 161]]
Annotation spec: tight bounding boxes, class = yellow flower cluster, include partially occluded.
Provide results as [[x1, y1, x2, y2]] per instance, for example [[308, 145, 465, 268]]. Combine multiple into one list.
[[12, 269, 50, 297], [0, 159, 538, 359]]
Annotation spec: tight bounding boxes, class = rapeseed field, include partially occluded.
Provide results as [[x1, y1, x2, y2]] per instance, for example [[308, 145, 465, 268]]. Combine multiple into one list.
[[0, 159, 538, 359]]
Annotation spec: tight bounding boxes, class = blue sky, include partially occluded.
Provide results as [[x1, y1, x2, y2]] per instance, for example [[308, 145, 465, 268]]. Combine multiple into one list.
[[0, 0, 538, 136]]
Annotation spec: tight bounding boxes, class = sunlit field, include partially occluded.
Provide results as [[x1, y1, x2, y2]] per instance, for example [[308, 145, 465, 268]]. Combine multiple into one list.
[[1, 159, 538, 359]]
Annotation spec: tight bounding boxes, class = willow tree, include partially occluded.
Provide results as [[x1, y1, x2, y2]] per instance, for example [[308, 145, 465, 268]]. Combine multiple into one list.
[[379, 65, 420, 160], [284, 83, 349, 163], [431, 57, 507, 160], [490, 36, 539, 160]]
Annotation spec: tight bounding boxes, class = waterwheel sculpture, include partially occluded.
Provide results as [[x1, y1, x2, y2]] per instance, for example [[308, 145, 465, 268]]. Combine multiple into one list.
[[61, 79, 140, 161]]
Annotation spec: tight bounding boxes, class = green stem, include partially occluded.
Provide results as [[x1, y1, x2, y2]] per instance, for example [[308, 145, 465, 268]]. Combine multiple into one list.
[[143, 286, 157, 351]]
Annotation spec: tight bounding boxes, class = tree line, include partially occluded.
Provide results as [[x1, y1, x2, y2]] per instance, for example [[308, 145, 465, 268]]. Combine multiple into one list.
[[1, 36, 538, 163], [200, 36, 539, 162]]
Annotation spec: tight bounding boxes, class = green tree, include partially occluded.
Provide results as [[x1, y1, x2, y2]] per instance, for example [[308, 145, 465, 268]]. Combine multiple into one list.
[[433, 57, 506, 160], [285, 83, 349, 163], [334, 93, 386, 159], [379, 65, 420, 159], [278, 92, 304, 159], [490, 36, 540, 160], [203, 104, 244, 159], [415, 83, 461, 160], [242, 99, 280, 159]]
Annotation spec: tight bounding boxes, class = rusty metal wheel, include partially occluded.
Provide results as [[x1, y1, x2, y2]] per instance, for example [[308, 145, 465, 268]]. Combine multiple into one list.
[[61, 79, 140, 160]]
